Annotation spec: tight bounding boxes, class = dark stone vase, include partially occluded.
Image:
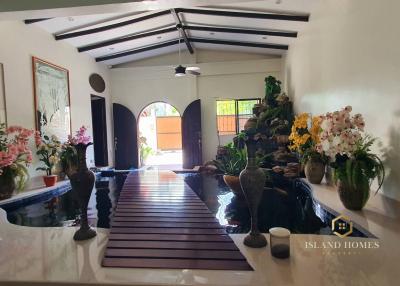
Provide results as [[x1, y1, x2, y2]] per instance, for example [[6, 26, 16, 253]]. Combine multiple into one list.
[[239, 139, 267, 248], [0, 169, 15, 200], [70, 143, 96, 241]]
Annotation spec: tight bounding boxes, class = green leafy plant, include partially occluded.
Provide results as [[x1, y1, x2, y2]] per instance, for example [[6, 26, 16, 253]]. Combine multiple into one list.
[[60, 143, 78, 176], [265, 76, 281, 106], [36, 134, 61, 176], [139, 136, 154, 165], [332, 136, 385, 194], [211, 143, 265, 176]]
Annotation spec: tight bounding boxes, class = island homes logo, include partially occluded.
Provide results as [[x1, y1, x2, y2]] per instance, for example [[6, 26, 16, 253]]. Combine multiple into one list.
[[331, 214, 353, 238], [304, 215, 380, 254]]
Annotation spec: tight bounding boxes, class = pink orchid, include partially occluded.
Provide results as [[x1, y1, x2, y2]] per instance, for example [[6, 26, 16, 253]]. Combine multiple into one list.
[[317, 106, 365, 159], [68, 126, 91, 145]]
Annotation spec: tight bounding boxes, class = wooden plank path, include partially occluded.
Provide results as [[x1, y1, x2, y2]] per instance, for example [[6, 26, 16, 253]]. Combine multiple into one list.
[[102, 171, 253, 270]]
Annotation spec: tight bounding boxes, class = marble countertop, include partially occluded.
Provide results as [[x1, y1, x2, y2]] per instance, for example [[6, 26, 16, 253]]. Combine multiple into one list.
[[0, 180, 399, 286]]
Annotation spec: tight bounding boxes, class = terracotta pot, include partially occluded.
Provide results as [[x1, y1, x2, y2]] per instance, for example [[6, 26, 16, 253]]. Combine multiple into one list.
[[275, 135, 289, 145], [43, 175, 58, 187], [239, 139, 267, 248], [223, 175, 244, 199], [243, 117, 258, 130], [0, 171, 15, 200], [337, 180, 370, 210], [304, 157, 325, 184]]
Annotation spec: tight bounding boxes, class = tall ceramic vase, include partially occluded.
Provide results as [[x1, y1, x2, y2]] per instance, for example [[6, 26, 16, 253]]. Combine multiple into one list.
[[304, 156, 325, 184], [70, 143, 96, 241], [239, 139, 267, 248]]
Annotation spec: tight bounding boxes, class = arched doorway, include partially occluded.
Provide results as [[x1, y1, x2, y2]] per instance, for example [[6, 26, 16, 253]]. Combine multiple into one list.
[[138, 102, 182, 169]]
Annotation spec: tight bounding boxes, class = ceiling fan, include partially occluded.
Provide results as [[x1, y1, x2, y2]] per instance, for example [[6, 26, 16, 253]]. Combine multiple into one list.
[[175, 30, 201, 77]]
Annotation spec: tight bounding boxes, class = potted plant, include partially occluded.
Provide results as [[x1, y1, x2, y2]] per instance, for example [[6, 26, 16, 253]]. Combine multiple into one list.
[[289, 113, 326, 184], [36, 134, 61, 187], [0, 124, 34, 199], [210, 143, 247, 198], [317, 106, 385, 210]]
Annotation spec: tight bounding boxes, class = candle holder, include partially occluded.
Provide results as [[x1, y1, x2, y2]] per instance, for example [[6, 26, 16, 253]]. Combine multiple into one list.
[[269, 227, 290, 259]]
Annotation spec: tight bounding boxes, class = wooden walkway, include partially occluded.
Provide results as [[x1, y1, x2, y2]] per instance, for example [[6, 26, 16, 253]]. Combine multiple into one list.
[[102, 171, 252, 270]]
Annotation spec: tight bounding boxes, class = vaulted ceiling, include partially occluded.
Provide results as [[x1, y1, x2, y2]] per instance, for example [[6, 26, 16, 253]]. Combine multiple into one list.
[[26, 0, 318, 66]]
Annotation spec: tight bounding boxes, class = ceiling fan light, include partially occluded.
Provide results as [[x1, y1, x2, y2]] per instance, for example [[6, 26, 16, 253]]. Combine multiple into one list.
[[175, 65, 186, 77]]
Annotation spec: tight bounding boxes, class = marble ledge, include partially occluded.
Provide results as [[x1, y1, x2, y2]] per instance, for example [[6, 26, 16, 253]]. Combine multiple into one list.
[[0, 181, 399, 286], [0, 180, 71, 209], [306, 179, 400, 245]]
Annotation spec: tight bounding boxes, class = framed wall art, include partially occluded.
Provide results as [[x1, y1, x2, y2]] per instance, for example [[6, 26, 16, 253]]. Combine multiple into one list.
[[32, 57, 71, 141], [0, 63, 7, 126]]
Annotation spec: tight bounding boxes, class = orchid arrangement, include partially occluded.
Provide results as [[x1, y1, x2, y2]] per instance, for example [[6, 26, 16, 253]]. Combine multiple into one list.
[[67, 126, 91, 145], [316, 106, 365, 158], [316, 106, 384, 196], [35, 134, 62, 176], [289, 113, 323, 162], [0, 123, 34, 189]]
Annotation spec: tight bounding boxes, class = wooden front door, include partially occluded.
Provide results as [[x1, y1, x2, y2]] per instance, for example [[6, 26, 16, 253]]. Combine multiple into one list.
[[91, 95, 108, 167], [182, 99, 202, 169], [113, 103, 138, 169]]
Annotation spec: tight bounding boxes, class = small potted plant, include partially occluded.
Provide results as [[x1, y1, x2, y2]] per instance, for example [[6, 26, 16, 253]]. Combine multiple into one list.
[[0, 124, 34, 199], [289, 113, 326, 184], [36, 134, 61, 187], [209, 143, 247, 198], [317, 106, 385, 210]]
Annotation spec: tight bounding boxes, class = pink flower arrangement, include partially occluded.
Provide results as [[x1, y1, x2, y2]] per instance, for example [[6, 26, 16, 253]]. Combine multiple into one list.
[[67, 126, 91, 145], [0, 124, 35, 188], [316, 106, 365, 158]]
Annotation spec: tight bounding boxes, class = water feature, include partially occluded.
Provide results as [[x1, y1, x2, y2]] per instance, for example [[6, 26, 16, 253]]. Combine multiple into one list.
[[3, 171, 374, 238]]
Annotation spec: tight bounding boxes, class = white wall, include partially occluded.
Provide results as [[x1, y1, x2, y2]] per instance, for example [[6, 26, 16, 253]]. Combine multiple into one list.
[[0, 21, 113, 182], [111, 51, 282, 162], [284, 0, 400, 201]]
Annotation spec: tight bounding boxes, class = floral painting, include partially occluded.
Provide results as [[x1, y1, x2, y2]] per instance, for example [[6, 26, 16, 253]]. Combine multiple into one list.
[[33, 57, 71, 142]]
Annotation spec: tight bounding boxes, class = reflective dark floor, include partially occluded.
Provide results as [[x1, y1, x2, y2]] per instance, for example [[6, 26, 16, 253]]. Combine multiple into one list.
[[6, 172, 374, 238]]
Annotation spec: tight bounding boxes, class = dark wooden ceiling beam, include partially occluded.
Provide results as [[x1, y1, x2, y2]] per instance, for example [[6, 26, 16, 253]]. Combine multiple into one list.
[[175, 8, 309, 22], [95, 39, 179, 62], [189, 37, 288, 50], [78, 26, 177, 52], [183, 25, 297, 38], [55, 10, 171, 40], [170, 9, 194, 54], [96, 36, 288, 62], [24, 18, 52, 24]]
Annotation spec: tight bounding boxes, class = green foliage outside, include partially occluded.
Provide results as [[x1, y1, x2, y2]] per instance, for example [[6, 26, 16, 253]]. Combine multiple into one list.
[[216, 100, 259, 115]]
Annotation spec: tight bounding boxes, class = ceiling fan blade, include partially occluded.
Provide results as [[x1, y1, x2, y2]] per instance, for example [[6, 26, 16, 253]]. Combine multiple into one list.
[[187, 70, 201, 76], [186, 66, 200, 71]]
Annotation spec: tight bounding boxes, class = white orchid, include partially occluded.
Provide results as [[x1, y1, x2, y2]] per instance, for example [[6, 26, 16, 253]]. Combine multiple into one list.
[[317, 106, 365, 159]]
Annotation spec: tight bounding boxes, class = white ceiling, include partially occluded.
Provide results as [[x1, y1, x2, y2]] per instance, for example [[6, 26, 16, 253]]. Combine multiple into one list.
[[30, 0, 319, 66]]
